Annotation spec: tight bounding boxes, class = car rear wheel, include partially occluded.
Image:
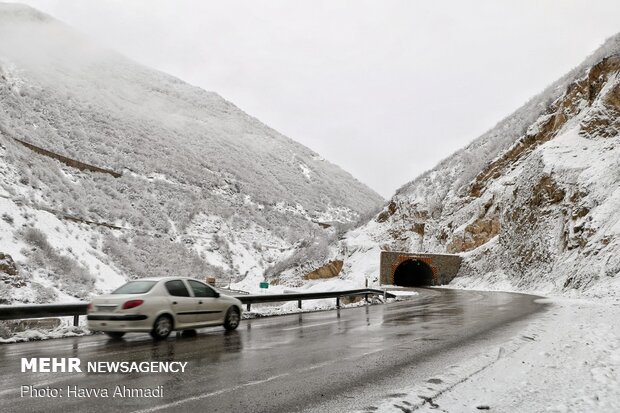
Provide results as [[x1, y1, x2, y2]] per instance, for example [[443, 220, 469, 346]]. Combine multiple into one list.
[[105, 332, 125, 339], [223, 307, 240, 330], [150, 315, 173, 340]]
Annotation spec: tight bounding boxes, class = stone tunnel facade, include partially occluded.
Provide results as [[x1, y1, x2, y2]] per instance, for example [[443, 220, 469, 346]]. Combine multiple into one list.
[[380, 251, 463, 286]]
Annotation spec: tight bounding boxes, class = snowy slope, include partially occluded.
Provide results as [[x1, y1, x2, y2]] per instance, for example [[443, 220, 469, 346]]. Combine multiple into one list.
[[333, 35, 620, 297], [0, 3, 383, 303]]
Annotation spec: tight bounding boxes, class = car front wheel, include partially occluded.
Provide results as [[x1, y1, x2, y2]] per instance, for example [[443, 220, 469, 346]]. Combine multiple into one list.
[[150, 315, 173, 340], [223, 307, 240, 330]]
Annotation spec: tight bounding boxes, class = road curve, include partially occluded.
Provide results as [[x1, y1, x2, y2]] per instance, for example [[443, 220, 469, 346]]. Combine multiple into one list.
[[0, 288, 547, 413]]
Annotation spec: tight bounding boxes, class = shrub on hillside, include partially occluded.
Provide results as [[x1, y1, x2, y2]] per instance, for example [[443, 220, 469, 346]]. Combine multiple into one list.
[[1, 213, 14, 225], [102, 234, 212, 280], [21, 227, 95, 299]]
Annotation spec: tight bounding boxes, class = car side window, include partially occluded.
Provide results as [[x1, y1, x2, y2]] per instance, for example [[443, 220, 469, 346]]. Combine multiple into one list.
[[188, 280, 217, 298], [165, 280, 190, 297]]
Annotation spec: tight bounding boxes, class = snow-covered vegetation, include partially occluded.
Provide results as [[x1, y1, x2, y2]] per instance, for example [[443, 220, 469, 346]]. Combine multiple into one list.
[[0, 3, 383, 303]]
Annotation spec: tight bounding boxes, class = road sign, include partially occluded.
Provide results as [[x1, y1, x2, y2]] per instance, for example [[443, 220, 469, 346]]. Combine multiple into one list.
[[260, 281, 269, 289]]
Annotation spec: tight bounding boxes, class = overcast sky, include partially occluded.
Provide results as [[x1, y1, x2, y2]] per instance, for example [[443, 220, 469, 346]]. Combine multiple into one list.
[[17, 0, 620, 198]]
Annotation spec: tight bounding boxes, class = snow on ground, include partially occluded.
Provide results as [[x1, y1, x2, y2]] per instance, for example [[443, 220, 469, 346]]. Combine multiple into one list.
[[385, 287, 423, 297], [368, 296, 620, 413], [243, 295, 401, 319], [338, 219, 391, 287], [0, 321, 89, 344], [299, 162, 313, 180]]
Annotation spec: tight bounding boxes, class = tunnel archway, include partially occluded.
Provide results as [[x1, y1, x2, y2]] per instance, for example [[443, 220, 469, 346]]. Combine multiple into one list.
[[393, 259, 435, 287]]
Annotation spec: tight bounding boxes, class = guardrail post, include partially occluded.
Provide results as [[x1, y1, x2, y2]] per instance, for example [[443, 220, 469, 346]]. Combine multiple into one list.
[[298, 300, 302, 309], [336, 297, 340, 309], [365, 293, 369, 303], [247, 303, 251, 312], [73, 315, 79, 327]]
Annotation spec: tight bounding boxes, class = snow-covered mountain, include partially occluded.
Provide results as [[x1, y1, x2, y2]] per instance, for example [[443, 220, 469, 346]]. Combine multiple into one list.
[[0, 3, 383, 303], [335, 34, 620, 298]]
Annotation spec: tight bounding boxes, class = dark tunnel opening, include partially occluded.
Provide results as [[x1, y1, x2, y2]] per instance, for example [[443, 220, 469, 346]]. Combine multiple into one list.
[[393, 259, 435, 287]]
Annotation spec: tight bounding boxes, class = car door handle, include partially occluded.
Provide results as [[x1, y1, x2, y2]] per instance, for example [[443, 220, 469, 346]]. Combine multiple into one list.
[[172, 301, 178, 305]]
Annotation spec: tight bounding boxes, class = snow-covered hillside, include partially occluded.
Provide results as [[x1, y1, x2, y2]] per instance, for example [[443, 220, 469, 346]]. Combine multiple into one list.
[[334, 34, 620, 298], [0, 3, 383, 303]]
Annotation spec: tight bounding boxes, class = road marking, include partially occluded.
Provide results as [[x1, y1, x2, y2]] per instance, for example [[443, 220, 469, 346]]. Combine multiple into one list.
[[129, 350, 380, 413], [129, 347, 392, 412], [130, 372, 291, 413], [279, 320, 341, 331]]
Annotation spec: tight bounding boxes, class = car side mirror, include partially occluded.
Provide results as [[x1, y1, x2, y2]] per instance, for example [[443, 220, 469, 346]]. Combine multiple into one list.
[[214, 291, 220, 298]]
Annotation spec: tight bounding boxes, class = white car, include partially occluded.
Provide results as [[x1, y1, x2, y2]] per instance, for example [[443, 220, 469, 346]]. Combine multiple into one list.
[[87, 277, 243, 339]]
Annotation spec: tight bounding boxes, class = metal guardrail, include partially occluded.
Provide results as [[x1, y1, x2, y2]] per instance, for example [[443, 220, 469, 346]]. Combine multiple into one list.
[[0, 303, 88, 327], [239, 288, 395, 311], [0, 289, 395, 326]]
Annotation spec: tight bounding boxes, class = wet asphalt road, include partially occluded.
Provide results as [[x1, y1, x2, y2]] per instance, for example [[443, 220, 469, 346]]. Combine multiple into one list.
[[0, 288, 547, 413]]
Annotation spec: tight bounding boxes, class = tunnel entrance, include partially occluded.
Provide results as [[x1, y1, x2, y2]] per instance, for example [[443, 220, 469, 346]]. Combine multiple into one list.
[[393, 259, 435, 287]]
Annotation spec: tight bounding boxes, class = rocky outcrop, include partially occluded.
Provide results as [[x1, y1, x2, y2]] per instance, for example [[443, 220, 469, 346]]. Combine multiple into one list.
[[304, 260, 344, 280], [578, 56, 620, 138], [470, 55, 620, 198], [376, 201, 398, 223], [0, 252, 25, 287], [448, 215, 500, 253], [0, 252, 17, 276]]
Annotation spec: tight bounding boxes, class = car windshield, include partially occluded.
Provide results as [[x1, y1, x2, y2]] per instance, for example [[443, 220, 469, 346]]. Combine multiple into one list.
[[111, 281, 157, 294]]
